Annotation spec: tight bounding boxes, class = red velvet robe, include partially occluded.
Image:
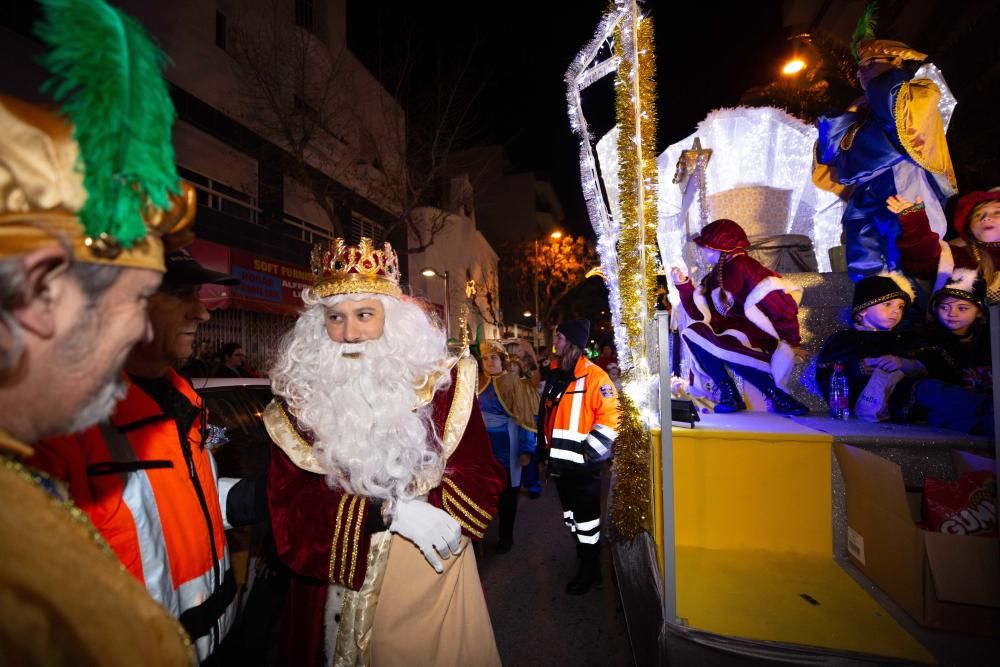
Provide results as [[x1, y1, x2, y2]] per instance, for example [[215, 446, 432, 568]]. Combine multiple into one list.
[[267, 370, 505, 666], [897, 205, 1000, 291], [677, 251, 802, 386]]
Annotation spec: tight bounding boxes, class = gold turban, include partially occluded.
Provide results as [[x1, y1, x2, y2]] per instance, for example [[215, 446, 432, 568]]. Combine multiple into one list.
[[856, 39, 927, 66], [0, 96, 194, 272]]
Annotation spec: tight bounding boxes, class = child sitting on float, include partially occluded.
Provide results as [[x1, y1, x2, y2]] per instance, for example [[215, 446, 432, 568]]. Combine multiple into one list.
[[671, 218, 809, 416], [907, 269, 994, 434], [890, 189, 1000, 300], [817, 274, 930, 422]]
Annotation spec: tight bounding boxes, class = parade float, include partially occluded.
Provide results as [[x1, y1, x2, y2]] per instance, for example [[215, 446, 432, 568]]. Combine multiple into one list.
[[566, 1, 999, 664]]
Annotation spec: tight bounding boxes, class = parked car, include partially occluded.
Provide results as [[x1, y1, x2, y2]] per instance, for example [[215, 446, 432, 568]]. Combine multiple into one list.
[[188, 376, 286, 660]]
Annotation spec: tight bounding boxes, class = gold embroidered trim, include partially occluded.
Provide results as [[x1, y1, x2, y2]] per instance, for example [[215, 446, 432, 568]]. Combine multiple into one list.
[[442, 477, 491, 525], [441, 355, 477, 461], [263, 400, 326, 474], [341, 496, 360, 583], [442, 490, 488, 530], [329, 495, 350, 583], [443, 494, 486, 538], [347, 496, 364, 587], [335, 531, 393, 665], [851, 291, 909, 315]]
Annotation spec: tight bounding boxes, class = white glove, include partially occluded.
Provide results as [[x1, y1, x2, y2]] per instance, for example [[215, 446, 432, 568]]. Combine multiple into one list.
[[389, 498, 462, 573]]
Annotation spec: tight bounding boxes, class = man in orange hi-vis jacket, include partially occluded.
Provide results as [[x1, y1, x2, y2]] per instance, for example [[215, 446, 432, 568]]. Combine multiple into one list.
[[538, 319, 619, 595]]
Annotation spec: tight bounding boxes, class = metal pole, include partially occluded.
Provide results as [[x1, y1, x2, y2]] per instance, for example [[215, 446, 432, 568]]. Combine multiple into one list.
[[656, 310, 677, 625], [991, 303, 1000, 575], [533, 236, 540, 349], [443, 271, 451, 338]]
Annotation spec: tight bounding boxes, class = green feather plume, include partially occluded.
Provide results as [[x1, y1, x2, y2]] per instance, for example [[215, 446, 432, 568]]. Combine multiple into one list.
[[850, 2, 879, 61], [36, 0, 180, 247]]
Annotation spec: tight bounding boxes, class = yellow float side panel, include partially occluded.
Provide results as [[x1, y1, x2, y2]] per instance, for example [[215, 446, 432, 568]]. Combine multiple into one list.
[[672, 427, 832, 555]]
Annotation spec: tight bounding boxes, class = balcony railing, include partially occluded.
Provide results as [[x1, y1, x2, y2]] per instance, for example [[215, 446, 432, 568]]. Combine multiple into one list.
[[180, 168, 262, 226], [283, 213, 336, 245]]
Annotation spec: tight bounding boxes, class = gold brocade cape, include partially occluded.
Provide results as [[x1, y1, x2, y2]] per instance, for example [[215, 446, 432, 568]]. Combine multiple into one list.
[[893, 77, 956, 188], [0, 430, 193, 665], [478, 370, 539, 432], [812, 75, 957, 195], [262, 354, 478, 666]]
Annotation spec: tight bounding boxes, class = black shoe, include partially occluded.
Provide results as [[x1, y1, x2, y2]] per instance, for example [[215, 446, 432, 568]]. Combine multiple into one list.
[[765, 387, 810, 416], [528, 490, 541, 499], [494, 540, 513, 555], [714, 378, 746, 414], [566, 564, 602, 595]]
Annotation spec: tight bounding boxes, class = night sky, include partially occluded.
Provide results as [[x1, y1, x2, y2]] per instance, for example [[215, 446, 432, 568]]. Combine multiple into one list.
[[348, 0, 788, 238]]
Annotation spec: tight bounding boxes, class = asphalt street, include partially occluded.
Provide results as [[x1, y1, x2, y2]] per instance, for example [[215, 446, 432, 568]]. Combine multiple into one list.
[[478, 471, 632, 667]]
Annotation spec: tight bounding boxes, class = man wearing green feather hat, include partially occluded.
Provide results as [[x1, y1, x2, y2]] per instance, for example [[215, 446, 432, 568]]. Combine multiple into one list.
[[0, 0, 198, 663], [814, 2, 957, 282]]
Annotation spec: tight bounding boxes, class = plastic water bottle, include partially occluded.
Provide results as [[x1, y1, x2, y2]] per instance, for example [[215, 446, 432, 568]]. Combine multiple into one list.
[[829, 362, 850, 420]]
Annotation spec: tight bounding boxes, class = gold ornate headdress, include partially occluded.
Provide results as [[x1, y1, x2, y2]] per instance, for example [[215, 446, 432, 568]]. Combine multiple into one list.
[[310, 237, 402, 299], [851, 4, 926, 66], [856, 40, 927, 66], [0, 0, 196, 272]]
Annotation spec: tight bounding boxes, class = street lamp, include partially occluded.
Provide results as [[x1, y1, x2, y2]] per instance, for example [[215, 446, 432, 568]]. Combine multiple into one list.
[[781, 58, 806, 75], [533, 229, 563, 349], [421, 267, 450, 336]]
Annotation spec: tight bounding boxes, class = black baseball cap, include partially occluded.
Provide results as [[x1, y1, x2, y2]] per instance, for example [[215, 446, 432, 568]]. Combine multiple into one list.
[[163, 249, 239, 287]]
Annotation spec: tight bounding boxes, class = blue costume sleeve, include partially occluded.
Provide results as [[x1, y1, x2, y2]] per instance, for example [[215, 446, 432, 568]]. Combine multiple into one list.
[[517, 427, 536, 456]]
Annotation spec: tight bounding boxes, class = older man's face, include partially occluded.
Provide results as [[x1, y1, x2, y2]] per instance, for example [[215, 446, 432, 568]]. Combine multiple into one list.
[[58, 266, 161, 432], [324, 298, 386, 344]]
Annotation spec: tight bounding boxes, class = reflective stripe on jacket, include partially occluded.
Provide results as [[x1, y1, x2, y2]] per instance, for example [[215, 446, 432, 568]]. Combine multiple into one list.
[[540, 356, 619, 471], [31, 369, 236, 662]]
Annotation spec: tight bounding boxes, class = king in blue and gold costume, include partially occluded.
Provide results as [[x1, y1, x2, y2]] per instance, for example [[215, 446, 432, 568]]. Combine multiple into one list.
[[814, 7, 957, 281]]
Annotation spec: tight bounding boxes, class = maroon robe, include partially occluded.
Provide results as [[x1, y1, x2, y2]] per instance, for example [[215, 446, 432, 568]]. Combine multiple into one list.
[[897, 205, 1000, 290], [677, 252, 802, 384], [267, 369, 505, 666]]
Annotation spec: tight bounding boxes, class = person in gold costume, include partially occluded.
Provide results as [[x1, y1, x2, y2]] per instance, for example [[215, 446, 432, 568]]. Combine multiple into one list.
[[478, 339, 539, 553], [0, 0, 198, 663]]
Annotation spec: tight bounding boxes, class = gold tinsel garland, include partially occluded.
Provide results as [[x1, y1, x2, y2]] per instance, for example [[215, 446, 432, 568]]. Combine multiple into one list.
[[609, 10, 658, 540], [608, 382, 652, 540]]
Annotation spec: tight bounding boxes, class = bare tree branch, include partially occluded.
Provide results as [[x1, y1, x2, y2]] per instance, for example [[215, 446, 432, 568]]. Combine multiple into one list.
[[228, 0, 478, 250]]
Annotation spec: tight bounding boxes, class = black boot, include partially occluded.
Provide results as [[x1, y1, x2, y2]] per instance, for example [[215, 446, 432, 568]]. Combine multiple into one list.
[[566, 560, 602, 595], [758, 379, 810, 415], [495, 485, 517, 554], [713, 377, 746, 414], [566, 547, 602, 595], [731, 363, 810, 416]]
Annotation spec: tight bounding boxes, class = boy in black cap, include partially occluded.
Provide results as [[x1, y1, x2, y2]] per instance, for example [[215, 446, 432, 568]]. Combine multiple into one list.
[[816, 274, 926, 421]]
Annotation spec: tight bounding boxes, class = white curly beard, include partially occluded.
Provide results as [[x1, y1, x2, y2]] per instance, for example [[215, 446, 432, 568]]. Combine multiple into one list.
[[270, 293, 452, 501]]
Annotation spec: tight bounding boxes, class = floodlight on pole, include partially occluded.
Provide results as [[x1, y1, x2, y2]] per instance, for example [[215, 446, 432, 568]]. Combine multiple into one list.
[[421, 267, 451, 336], [782, 58, 806, 75]]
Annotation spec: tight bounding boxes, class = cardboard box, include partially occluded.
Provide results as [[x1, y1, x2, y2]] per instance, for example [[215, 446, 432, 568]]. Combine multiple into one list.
[[834, 444, 1000, 636]]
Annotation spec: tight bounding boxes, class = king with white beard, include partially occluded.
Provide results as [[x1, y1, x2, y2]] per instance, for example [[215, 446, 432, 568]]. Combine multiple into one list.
[[264, 237, 506, 666]]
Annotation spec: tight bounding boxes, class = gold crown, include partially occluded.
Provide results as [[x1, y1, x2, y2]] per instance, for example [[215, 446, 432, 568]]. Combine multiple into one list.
[[310, 237, 402, 299]]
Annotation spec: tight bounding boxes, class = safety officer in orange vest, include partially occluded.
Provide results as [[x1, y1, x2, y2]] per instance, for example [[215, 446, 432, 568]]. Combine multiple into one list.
[[538, 319, 619, 595], [31, 250, 263, 663]]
